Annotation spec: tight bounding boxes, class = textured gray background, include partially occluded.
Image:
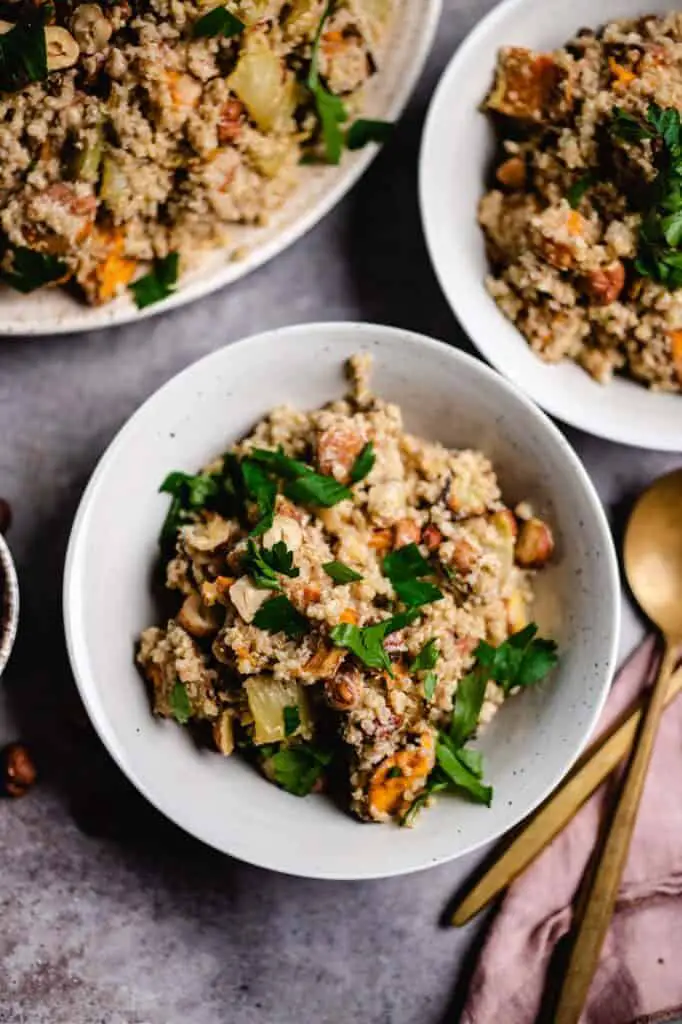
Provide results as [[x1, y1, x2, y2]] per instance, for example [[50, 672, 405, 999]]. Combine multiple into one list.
[[0, 2, 680, 1022]]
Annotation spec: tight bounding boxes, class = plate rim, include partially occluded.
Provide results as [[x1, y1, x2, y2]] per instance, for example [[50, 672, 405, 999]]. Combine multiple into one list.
[[0, 0, 442, 337], [418, 0, 682, 452], [63, 321, 621, 879]]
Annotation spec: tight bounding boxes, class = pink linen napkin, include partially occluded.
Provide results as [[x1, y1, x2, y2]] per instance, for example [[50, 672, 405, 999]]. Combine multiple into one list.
[[462, 637, 682, 1024]]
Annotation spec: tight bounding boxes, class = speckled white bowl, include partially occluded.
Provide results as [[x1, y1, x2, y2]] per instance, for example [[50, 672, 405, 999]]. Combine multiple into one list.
[[0, 533, 19, 678], [63, 323, 620, 879], [420, 0, 682, 451]]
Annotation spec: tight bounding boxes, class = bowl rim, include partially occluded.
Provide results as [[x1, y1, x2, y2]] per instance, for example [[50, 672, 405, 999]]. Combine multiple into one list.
[[63, 322, 621, 879], [418, 0, 682, 452], [0, 531, 19, 678]]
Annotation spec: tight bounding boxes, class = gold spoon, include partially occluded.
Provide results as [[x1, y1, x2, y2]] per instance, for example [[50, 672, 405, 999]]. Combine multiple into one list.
[[554, 468, 682, 1024]]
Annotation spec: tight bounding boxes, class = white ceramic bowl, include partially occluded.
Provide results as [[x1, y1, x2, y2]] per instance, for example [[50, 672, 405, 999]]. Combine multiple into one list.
[[0, 0, 440, 336], [63, 322, 620, 879], [420, 0, 682, 451], [0, 533, 19, 678]]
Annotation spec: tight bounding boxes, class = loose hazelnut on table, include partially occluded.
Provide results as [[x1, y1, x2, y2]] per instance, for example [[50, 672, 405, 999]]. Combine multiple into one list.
[[2, 743, 37, 798]]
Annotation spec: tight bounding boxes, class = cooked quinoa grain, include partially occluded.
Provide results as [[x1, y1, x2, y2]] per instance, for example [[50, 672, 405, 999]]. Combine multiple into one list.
[[479, 13, 682, 392], [0, 0, 395, 305], [137, 356, 557, 824]]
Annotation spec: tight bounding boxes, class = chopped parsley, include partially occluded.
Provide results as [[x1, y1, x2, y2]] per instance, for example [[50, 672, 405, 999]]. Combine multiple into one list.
[[253, 594, 309, 638], [386, 766, 403, 779], [170, 681, 191, 725], [423, 671, 438, 702], [158, 470, 222, 549], [322, 560, 364, 584], [435, 739, 492, 806], [269, 743, 332, 796], [410, 638, 439, 672], [129, 252, 179, 309], [306, 5, 392, 164], [475, 623, 559, 694], [283, 705, 301, 737], [0, 245, 67, 294], [610, 103, 682, 288], [241, 458, 277, 536], [449, 667, 488, 749], [250, 447, 352, 507], [566, 171, 595, 209], [243, 539, 300, 591], [349, 441, 375, 484], [0, 9, 48, 93], [330, 609, 420, 673], [192, 5, 244, 38], [382, 543, 444, 609], [346, 119, 394, 151]]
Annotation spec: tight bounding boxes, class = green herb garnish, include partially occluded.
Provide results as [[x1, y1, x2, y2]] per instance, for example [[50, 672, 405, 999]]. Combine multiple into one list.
[[475, 623, 559, 694], [449, 667, 488, 748], [244, 539, 300, 591], [158, 470, 221, 548], [170, 681, 191, 725], [330, 609, 420, 673], [270, 743, 332, 796], [192, 5, 244, 38], [241, 458, 277, 536], [253, 595, 309, 638], [346, 119, 394, 151], [566, 171, 595, 209], [386, 766, 403, 780], [435, 739, 492, 806], [129, 252, 179, 309], [0, 9, 48, 93], [283, 705, 301, 737], [383, 543, 444, 609], [410, 639, 439, 672], [610, 103, 682, 287], [423, 671, 438, 702], [349, 441, 375, 484], [322, 560, 364, 583], [1, 245, 67, 293], [250, 447, 352, 507]]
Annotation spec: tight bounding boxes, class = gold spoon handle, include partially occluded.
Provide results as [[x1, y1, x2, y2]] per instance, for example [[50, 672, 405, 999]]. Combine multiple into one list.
[[451, 664, 682, 927], [554, 641, 680, 1024]]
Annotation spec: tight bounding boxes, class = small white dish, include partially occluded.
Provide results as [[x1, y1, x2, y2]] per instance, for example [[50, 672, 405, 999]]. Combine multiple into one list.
[[0, 0, 440, 337], [0, 533, 19, 678], [63, 322, 620, 880], [419, 0, 682, 451]]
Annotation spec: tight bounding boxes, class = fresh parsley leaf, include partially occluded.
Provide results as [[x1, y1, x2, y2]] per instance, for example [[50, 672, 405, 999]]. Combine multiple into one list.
[[386, 766, 403, 779], [306, 0, 350, 164], [250, 448, 352, 507], [158, 470, 220, 548], [410, 638, 440, 672], [661, 209, 682, 247], [253, 595, 309, 638], [323, 560, 364, 583], [270, 743, 332, 796], [647, 103, 681, 149], [170, 681, 191, 725], [244, 538, 300, 590], [241, 458, 277, 536], [129, 252, 179, 309], [566, 172, 595, 209], [450, 667, 487, 748], [283, 705, 300, 737], [1, 245, 67, 293], [330, 610, 420, 673], [0, 10, 48, 93], [346, 119, 393, 150], [435, 740, 492, 806], [349, 441, 375, 483], [610, 106, 652, 143], [383, 543, 444, 609], [475, 624, 558, 693], [423, 671, 438, 701], [455, 746, 484, 779], [192, 5, 244, 38]]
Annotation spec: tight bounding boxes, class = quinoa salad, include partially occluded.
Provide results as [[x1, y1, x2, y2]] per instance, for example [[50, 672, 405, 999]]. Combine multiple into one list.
[[479, 12, 682, 392], [137, 356, 558, 825], [0, 0, 395, 306]]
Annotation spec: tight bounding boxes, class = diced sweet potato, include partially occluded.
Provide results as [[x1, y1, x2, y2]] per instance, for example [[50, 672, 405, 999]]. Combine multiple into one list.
[[368, 733, 435, 817], [80, 227, 136, 304], [487, 48, 565, 122], [670, 330, 682, 385]]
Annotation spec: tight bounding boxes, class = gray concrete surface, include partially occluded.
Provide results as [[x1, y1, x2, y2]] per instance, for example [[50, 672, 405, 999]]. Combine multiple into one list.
[[0, 2, 679, 1021]]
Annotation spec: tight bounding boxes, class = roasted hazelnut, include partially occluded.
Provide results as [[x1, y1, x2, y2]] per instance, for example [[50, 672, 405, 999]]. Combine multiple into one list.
[[515, 517, 555, 568], [495, 155, 526, 189], [2, 743, 37, 797], [393, 518, 420, 549], [324, 670, 363, 711], [584, 262, 625, 306], [421, 524, 442, 551]]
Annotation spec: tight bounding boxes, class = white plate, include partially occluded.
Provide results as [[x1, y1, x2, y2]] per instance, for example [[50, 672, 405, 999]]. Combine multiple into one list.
[[63, 322, 620, 880], [420, 0, 682, 451], [0, 0, 440, 336]]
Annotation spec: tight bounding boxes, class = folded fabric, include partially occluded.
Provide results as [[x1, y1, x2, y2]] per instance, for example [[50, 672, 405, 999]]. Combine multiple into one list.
[[462, 637, 682, 1024]]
